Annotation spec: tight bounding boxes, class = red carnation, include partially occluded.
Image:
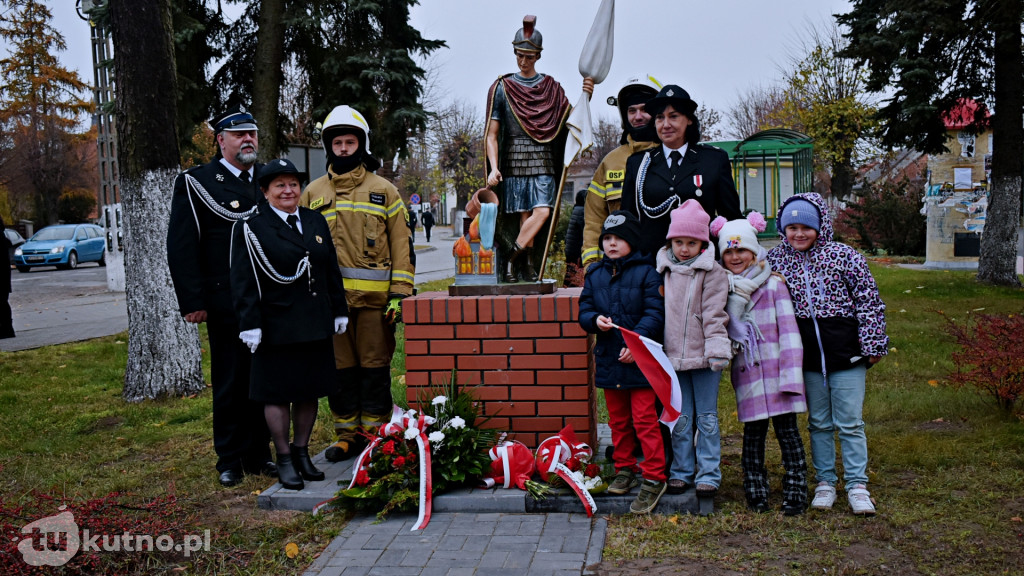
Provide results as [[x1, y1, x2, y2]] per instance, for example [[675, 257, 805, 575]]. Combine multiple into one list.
[[355, 469, 370, 486], [585, 463, 601, 478], [381, 441, 396, 455], [566, 456, 582, 472], [392, 456, 406, 469], [406, 452, 417, 463]]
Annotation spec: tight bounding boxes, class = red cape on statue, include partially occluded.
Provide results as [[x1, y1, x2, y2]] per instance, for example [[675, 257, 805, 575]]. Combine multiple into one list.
[[486, 74, 570, 144]]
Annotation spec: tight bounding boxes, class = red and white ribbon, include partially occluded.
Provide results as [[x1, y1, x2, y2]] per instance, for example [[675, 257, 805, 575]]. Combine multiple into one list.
[[552, 462, 597, 517], [480, 441, 535, 490], [346, 406, 433, 531]]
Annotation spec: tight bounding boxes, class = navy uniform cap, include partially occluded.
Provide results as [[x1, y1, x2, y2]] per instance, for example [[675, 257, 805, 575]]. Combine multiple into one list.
[[258, 158, 308, 189], [209, 104, 258, 134], [645, 84, 698, 117]]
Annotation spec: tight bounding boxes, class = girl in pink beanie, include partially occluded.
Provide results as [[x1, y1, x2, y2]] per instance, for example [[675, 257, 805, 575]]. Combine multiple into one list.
[[655, 199, 731, 496]]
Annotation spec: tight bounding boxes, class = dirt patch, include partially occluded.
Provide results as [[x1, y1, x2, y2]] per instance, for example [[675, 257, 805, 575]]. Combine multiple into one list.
[[596, 558, 746, 576], [78, 415, 125, 434], [914, 418, 969, 432]]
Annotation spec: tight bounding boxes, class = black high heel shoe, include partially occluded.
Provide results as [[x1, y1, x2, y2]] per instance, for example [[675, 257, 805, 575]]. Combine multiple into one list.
[[291, 444, 325, 482], [276, 453, 304, 490]]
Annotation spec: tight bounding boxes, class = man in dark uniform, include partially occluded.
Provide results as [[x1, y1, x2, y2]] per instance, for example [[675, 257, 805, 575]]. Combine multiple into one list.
[[167, 105, 275, 487], [421, 208, 435, 242]]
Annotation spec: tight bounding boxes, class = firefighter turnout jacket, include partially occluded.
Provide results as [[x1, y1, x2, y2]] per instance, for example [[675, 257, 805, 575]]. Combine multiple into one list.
[[300, 164, 414, 309], [581, 136, 658, 268]]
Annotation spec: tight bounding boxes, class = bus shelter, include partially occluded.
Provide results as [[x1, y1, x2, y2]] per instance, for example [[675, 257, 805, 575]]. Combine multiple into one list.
[[709, 129, 814, 234]]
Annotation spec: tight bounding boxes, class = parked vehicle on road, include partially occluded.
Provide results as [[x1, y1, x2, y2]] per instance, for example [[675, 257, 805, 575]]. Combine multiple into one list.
[[13, 224, 107, 272], [5, 228, 25, 265]]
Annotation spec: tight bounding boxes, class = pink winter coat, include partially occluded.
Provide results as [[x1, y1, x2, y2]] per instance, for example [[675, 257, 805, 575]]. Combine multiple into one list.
[[656, 247, 732, 371], [731, 274, 807, 422]]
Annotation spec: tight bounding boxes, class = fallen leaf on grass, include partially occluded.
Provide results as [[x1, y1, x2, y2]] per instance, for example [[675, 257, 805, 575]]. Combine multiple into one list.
[[932, 418, 945, 423], [928, 380, 939, 387], [668, 515, 679, 525], [1011, 517, 1022, 523], [285, 542, 299, 559]]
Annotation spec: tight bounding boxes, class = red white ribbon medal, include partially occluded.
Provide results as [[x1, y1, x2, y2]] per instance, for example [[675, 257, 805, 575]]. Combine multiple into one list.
[[694, 175, 703, 197]]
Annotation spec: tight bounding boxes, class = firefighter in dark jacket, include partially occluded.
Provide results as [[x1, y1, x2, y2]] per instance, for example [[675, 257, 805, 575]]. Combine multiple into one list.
[[167, 105, 274, 487]]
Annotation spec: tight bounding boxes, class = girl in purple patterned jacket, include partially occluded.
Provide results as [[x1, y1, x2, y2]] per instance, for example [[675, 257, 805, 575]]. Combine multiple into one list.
[[711, 212, 807, 515], [767, 193, 889, 516]]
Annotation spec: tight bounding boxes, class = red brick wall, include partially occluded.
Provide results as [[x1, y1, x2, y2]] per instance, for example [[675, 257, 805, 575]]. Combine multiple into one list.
[[403, 288, 596, 448]]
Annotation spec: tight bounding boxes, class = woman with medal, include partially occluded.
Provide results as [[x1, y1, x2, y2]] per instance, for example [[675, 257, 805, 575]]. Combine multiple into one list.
[[230, 159, 348, 490], [621, 84, 743, 257]]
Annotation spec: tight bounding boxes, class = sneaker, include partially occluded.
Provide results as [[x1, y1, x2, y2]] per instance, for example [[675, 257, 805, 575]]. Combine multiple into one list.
[[782, 500, 806, 516], [667, 479, 689, 494], [629, 480, 667, 514], [748, 499, 770, 513], [607, 470, 640, 495], [695, 483, 718, 495], [847, 484, 876, 516], [811, 481, 837, 510]]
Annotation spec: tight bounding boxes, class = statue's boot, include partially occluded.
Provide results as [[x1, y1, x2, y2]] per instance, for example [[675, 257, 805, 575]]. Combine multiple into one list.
[[520, 247, 538, 282], [504, 242, 526, 283]]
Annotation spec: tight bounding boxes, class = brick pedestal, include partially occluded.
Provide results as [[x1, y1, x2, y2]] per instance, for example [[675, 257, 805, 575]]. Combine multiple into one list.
[[403, 288, 595, 448]]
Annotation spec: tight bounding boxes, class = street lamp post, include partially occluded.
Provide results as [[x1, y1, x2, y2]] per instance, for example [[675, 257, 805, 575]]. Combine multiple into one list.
[[77, 0, 124, 291]]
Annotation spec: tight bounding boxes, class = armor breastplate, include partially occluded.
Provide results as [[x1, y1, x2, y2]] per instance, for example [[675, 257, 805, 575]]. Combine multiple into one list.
[[501, 99, 555, 176]]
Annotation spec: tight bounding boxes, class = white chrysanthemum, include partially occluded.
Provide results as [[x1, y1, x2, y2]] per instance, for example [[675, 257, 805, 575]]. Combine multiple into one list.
[[431, 395, 447, 405], [404, 427, 420, 440], [428, 431, 445, 443], [583, 476, 602, 490], [448, 416, 466, 429]]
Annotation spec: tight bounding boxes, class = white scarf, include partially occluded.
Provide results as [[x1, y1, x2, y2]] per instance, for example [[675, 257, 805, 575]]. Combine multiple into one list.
[[725, 251, 772, 367]]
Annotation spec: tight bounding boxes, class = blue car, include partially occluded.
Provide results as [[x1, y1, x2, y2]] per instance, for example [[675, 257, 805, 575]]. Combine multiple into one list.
[[13, 224, 107, 272]]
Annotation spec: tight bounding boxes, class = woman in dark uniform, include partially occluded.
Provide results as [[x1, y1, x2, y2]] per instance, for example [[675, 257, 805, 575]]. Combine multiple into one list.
[[230, 159, 348, 490], [621, 84, 743, 257]]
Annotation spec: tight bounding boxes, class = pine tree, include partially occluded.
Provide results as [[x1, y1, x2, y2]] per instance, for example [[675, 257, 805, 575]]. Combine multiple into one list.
[[214, 0, 445, 161], [0, 0, 93, 224], [838, 0, 1023, 286]]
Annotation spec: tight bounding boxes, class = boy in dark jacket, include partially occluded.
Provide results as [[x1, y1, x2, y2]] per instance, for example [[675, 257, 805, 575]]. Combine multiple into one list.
[[579, 210, 667, 514]]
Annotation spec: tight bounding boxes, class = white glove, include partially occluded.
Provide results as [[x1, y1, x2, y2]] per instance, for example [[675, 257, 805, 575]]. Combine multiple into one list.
[[334, 316, 349, 334], [239, 328, 262, 353]]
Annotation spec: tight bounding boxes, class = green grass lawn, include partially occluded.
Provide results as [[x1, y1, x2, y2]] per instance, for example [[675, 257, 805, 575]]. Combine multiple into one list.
[[600, 264, 1024, 575], [1, 266, 1022, 574]]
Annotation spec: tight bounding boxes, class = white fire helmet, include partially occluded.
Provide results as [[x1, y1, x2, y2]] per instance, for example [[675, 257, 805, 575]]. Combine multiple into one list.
[[320, 105, 371, 153], [606, 74, 663, 129]]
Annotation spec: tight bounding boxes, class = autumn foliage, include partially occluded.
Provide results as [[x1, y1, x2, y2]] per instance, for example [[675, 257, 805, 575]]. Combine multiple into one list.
[[943, 311, 1024, 413]]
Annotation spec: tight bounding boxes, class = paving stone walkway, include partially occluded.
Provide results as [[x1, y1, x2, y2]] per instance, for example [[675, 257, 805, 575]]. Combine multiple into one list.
[[302, 511, 605, 576]]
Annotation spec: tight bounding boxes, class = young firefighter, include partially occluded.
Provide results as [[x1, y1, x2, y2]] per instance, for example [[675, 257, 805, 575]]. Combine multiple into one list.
[[578, 210, 667, 514]]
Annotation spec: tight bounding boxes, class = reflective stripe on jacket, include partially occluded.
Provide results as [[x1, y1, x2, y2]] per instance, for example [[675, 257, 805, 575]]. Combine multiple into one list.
[[300, 164, 414, 309]]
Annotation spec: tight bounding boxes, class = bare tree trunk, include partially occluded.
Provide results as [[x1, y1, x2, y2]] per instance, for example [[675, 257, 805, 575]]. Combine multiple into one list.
[[978, 0, 1023, 287], [253, 0, 285, 161], [110, 0, 204, 400]]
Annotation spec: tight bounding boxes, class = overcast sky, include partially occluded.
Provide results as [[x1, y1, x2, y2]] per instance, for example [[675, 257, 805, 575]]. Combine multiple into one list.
[[48, 0, 853, 131]]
